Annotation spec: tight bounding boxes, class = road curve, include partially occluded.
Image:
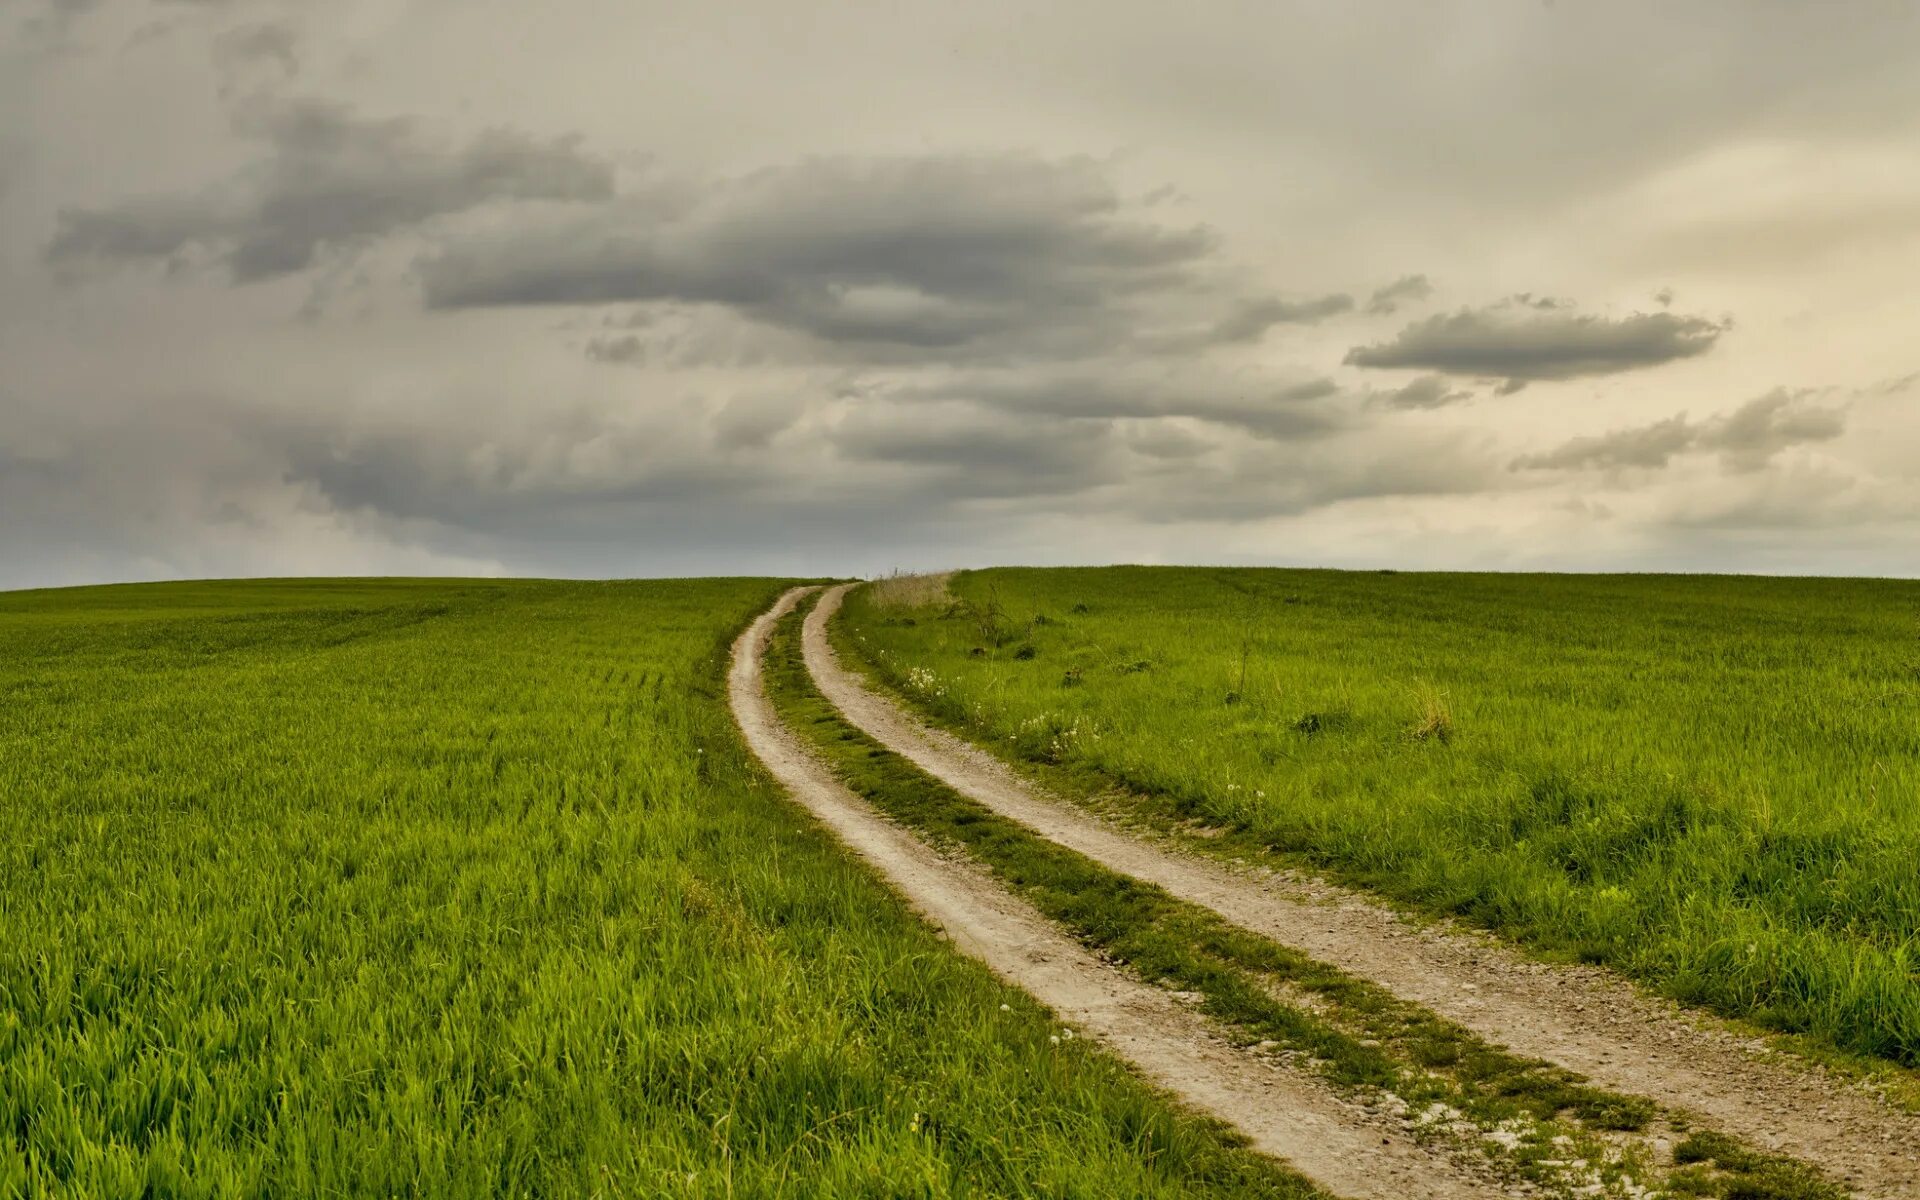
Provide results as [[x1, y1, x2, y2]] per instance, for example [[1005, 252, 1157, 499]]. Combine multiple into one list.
[[730, 585, 1494, 1200], [803, 582, 1920, 1200]]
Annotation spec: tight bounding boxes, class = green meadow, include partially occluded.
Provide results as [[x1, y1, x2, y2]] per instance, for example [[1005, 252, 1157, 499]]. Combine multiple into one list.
[[839, 567, 1920, 1068], [1, 578, 1313, 1199]]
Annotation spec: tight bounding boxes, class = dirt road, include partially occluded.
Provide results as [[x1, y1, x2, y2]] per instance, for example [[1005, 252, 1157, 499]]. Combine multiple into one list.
[[802, 582, 1920, 1200], [730, 586, 1496, 1199]]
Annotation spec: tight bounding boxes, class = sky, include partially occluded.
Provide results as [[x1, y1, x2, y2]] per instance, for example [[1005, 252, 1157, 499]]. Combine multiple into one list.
[[5, 0, 1919, 589]]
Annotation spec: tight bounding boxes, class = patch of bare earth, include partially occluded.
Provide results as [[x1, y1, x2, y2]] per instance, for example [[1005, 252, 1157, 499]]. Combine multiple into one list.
[[805, 583, 1920, 1200], [731, 587, 1495, 1200]]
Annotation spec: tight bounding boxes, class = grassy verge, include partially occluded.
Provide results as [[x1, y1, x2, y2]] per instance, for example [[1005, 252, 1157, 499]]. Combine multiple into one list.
[[834, 566, 1920, 1080], [1, 577, 1323, 1198], [770, 595, 1841, 1200]]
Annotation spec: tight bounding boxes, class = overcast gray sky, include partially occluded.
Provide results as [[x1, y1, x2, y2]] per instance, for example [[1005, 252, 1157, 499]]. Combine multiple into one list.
[[5, 0, 1919, 588]]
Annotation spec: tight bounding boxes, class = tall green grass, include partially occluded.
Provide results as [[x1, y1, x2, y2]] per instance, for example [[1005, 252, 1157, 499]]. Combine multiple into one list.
[[1, 578, 1317, 1198], [839, 567, 1920, 1068]]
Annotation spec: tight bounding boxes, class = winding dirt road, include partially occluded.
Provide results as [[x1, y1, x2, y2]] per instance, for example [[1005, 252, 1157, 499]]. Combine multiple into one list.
[[731, 586, 1495, 1199], [801, 583, 1920, 1200]]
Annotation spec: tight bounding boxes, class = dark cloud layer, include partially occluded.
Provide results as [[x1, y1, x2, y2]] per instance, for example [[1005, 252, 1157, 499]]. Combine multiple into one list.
[[1366, 274, 1433, 315], [1513, 389, 1845, 473], [1368, 374, 1473, 410], [47, 99, 615, 280], [582, 334, 646, 365], [1211, 293, 1355, 337], [881, 370, 1347, 440], [1345, 303, 1725, 385], [420, 155, 1236, 362], [831, 405, 1125, 501]]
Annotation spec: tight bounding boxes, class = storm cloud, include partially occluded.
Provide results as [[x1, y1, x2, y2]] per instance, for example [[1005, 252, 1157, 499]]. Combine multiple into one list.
[[1513, 390, 1847, 473], [1345, 304, 1726, 386], [417, 154, 1237, 361], [1367, 375, 1474, 411], [1211, 293, 1356, 337], [47, 99, 615, 281], [873, 369, 1348, 440], [1366, 274, 1433, 315]]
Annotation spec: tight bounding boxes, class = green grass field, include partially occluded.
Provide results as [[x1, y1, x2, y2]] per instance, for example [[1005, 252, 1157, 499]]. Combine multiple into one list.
[[1, 578, 1316, 1198], [838, 567, 1920, 1069]]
